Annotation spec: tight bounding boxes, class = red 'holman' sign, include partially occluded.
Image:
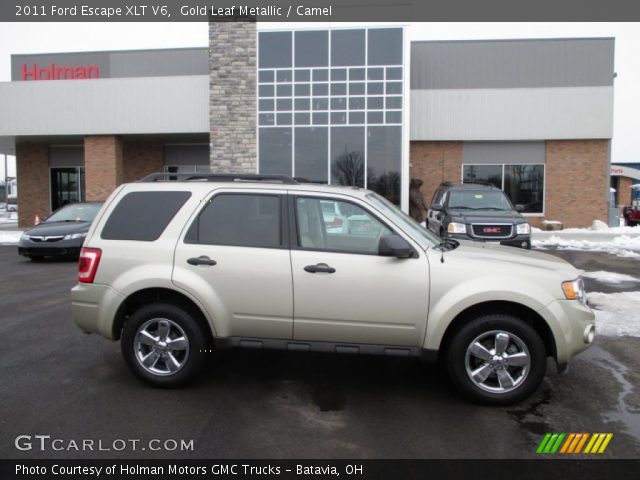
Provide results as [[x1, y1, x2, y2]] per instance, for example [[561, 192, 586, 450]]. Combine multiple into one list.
[[21, 63, 100, 80]]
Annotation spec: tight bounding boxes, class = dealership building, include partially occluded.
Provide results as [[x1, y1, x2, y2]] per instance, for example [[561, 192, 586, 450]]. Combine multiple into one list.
[[0, 23, 615, 228]]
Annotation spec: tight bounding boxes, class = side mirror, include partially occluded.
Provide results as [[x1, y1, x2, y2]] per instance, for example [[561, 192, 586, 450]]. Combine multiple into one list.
[[430, 204, 442, 211], [378, 234, 414, 259], [515, 204, 525, 213]]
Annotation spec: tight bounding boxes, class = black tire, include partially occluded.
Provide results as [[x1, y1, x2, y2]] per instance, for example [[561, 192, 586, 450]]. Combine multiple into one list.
[[445, 314, 546, 406], [121, 303, 208, 387], [28, 255, 44, 262]]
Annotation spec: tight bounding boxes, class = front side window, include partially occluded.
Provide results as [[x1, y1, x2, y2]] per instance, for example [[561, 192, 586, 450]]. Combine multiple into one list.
[[295, 197, 391, 255], [186, 194, 281, 248]]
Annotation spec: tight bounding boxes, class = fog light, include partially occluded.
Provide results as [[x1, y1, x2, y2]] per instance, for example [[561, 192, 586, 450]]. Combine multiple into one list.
[[521, 242, 528, 248], [584, 324, 595, 344]]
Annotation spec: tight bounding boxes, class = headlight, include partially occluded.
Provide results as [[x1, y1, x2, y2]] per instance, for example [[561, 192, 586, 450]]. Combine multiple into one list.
[[447, 222, 467, 234], [63, 232, 87, 240], [516, 223, 531, 235], [562, 277, 586, 304], [20, 233, 29, 241]]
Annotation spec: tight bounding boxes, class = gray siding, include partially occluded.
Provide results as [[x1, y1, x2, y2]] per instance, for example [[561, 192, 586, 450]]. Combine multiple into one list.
[[463, 142, 545, 165], [12, 48, 208, 81], [0, 76, 209, 135], [411, 38, 615, 89]]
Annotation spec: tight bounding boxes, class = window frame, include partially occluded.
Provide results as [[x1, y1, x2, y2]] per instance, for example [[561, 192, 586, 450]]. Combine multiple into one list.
[[183, 191, 290, 250], [287, 193, 414, 257], [461, 163, 546, 217]]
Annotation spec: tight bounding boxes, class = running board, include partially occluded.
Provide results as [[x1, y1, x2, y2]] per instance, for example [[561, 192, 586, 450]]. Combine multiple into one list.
[[213, 336, 436, 360]]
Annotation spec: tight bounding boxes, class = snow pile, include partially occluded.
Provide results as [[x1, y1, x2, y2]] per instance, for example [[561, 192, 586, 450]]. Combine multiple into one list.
[[588, 291, 640, 337], [533, 235, 640, 258], [0, 231, 22, 244], [591, 219, 609, 230], [583, 271, 639, 284]]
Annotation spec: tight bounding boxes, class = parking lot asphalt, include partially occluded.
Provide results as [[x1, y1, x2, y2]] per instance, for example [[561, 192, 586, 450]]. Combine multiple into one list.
[[0, 245, 639, 459]]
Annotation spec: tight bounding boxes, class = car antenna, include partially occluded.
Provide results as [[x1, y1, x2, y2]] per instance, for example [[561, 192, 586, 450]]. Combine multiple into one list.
[[441, 246, 445, 263]]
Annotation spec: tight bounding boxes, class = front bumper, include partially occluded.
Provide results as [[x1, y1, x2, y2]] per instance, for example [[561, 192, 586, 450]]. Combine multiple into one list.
[[445, 232, 531, 249], [537, 299, 596, 371], [18, 238, 83, 257]]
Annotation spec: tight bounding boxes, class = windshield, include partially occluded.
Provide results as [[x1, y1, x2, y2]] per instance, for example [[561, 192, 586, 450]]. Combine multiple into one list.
[[447, 190, 513, 210], [46, 203, 103, 223], [366, 193, 441, 249]]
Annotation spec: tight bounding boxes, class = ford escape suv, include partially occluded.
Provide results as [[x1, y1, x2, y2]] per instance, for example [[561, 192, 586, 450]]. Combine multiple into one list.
[[427, 182, 531, 249], [71, 173, 595, 405]]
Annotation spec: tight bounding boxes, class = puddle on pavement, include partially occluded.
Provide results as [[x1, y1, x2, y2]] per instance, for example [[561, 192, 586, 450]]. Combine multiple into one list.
[[588, 345, 640, 441], [507, 387, 553, 435], [312, 387, 347, 412]]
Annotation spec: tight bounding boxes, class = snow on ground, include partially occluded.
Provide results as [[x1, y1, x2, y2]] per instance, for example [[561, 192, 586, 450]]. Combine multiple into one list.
[[533, 235, 640, 258], [0, 231, 22, 244], [583, 271, 639, 284], [588, 291, 640, 337]]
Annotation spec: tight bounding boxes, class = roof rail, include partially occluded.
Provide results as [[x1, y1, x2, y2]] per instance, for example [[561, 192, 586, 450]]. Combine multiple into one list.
[[463, 180, 496, 187], [439, 181, 454, 187], [139, 172, 299, 185]]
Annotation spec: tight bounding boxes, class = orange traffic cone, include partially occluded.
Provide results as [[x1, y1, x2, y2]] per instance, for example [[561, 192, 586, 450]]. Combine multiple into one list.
[[34, 213, 41, 225]]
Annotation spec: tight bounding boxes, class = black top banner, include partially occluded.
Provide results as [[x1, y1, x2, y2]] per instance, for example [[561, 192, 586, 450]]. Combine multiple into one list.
[[4, 0, 640, 22]]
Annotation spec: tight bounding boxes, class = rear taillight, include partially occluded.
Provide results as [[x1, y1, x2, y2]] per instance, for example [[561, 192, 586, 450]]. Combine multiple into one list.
[[326, 218, 343, 228], [78, 247, 102, 283]]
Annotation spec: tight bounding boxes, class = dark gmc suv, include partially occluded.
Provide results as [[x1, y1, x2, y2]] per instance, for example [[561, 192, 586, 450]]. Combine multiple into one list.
[[426, 182, 531, 249]]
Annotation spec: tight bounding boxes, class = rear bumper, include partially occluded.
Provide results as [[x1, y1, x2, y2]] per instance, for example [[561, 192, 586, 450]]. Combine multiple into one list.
[[71, 282, 124, 339]]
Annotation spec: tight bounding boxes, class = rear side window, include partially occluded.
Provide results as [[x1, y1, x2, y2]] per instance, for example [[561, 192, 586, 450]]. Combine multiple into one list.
[[185, 194, 282, 248], [101, 191, 191, 241]]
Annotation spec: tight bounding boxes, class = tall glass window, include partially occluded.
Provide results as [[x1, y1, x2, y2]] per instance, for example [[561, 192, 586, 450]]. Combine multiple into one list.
[[462, 164, 545, 214], [258, 27, 405, 205]]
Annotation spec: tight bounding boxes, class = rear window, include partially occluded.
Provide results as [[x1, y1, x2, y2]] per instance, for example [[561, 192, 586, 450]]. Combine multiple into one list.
[[185, 193, 282, 248], [101, 191, 191, 241]]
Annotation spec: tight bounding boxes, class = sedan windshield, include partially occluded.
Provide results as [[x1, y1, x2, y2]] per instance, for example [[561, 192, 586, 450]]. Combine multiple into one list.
[[46, 203, 102, 223], [448, 190, 513, 210]]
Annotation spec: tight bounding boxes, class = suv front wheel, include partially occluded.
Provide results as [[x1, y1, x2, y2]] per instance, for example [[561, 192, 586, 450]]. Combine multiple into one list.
[[445, 314, 546, 405], [121, 303, 207, 387]]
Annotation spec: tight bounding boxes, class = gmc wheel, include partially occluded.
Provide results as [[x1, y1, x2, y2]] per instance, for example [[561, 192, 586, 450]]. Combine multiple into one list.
[[445, 314, 546, 405], [121, 303, 208, 387]]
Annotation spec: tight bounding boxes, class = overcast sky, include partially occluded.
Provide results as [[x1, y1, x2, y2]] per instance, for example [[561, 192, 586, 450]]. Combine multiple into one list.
[[1, 22, 638, 178]]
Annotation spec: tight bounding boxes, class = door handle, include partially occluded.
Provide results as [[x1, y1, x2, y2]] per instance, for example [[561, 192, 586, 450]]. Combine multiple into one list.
[[187, 256, 217, 266], [304, 263, 336, 274]]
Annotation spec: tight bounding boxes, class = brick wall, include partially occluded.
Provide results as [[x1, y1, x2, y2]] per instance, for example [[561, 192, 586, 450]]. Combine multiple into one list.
[[84, 136, 123, 201], [209, 20, 257, 172], [410, 141, 463, 205], [545, 140, 609, 228], [617, 176, 633, 207], [16, 143, 49, 228], [122, 142, 164, 183]]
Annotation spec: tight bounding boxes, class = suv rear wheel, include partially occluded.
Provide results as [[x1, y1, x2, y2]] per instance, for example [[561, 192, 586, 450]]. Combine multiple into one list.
[[445, 314, 546, 405], [121, 303, 207, 387]]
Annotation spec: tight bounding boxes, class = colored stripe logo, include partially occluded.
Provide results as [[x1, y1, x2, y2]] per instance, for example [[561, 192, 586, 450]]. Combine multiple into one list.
[[537, 433, 613, 454]]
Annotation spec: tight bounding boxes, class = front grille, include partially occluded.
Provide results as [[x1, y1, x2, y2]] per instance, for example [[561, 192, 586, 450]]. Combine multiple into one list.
[[471, 224, 513, 239], [28, 235, 64, 243]]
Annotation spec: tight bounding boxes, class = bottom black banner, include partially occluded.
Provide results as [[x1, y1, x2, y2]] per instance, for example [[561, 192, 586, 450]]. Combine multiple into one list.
[[1, 459, 638, 480]]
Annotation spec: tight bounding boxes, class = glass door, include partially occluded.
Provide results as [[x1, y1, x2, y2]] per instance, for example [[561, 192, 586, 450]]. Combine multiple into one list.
[[50, 167, 85, 211]]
